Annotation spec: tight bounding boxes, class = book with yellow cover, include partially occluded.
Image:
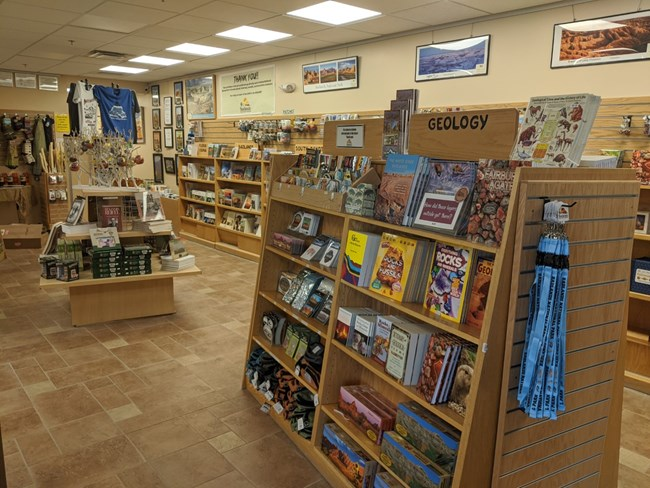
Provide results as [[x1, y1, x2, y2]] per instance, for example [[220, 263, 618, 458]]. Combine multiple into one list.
[[368, 233, 419, 303]]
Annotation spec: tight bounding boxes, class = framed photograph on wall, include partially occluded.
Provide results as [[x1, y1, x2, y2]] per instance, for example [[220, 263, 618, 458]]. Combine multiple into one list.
[[185, 76, 215, 119], [175, 105, 184, 129], [164, 127, 174, 148], [151, 84, 160, 107], [164, 157, 176, 174], [302, 56, 358, 94], [636, 211, 650, 234], [14, 72, 37, 89], [174, 81, 183, 105], [175, 129, 184, 153], [153, 153, 164, 184], [415, 35, 490, 81], [551, 10, 650, 68], [163, 96, 173, 125], [152, 109, 161, 130], [135, 111, 145, 144], [152, 131, 162, 152], [38, 75, 58, 91], [0, 71, 13, 87]]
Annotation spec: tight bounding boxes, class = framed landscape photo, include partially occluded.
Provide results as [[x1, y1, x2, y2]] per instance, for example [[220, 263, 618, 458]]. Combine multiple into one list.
[[14, 72, 37, 89], [175, 129, 184, 153], [0, 71, 13, 87], [151, 84, 160, 107], [153, 153, 164, 184], [152, 109, 161, 130], [174, 81, 183, 105], [415, 35, 490, 81], [186, 76, 215, 119], [164, 156, 176, 174], [164, 127, 174, 148], [551, 10, 650, 68], [175, 105, 184, 129], [152, 131, 162, 152], [302, 56, 358, 94]]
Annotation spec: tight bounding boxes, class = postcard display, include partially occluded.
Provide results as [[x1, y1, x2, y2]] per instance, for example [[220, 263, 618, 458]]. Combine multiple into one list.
[[242, 107, 637, 487]]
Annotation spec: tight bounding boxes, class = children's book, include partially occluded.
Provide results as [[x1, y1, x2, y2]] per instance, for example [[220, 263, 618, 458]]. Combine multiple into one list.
[[341, 230, 381, 287], [374, 154, 422, 226], [368, 233, 418, 303], [465, 257, 494, 330], [416, 333, 455, 403], [66, 196, 85, 225], [423, 242, 473, 323], [448, 346, 477, 417]]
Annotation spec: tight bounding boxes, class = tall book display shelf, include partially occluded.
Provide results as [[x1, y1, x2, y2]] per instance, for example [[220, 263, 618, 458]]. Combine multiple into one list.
[[243, 119, 638, 485], [177, 153, 297, 262]]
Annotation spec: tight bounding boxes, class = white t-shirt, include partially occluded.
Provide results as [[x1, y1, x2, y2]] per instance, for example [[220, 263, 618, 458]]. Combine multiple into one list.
[[73, 81, 99, 135]]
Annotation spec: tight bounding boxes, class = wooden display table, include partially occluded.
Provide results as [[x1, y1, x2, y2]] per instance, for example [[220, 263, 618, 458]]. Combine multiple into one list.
[[40, 265, 201, 326]]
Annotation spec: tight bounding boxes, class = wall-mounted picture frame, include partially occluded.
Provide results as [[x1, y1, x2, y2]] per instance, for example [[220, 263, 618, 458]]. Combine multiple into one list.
[[164, 156, 176, 174], [164, 127, 174, 148], [151, 84, 160, 107], [14, 72, 37, 89], [163, 96, 173, 125], [0, 71, 13, 87], [38, 75, 58, 91], [152, 131, 162, 152], [174, 81, 183, 105], [175, 129, 185, 153], [551, 10, 650, 69], [636, 211, 650, 234], [153, 153, 164, 184], [302, 56, 358, 94], [175, 105, 184, 129], [415, 35, 490, 81], [152, 109, 161, 130], [185, 76, 215, 119], [135, 111, 145, 144]]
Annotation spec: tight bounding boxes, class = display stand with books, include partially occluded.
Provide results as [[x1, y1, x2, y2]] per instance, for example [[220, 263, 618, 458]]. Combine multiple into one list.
[[178, 152, 297, 261], [242, 108, 636, 487]]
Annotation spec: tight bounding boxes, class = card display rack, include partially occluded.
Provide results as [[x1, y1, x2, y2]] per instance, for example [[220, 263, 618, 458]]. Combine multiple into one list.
[[243, 163, 638, 487], [178, 153, 297, 261]]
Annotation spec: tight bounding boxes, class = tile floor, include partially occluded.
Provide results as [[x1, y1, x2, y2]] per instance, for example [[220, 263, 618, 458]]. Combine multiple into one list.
[[0, 241, 648, 487]]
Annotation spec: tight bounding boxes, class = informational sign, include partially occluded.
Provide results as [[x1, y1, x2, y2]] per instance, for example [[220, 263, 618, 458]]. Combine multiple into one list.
[[54, 114, 70, 133], [220, 65, 275, 117], [335, 125, 364, 148]]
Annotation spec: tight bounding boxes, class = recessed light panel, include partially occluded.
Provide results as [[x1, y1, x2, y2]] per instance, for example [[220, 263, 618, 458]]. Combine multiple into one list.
[[287, 1, 380, 26], [216, 26, 291, 43], [100, 66, 148, 74], [129, 55, 183, 66], [166, 43, 230, 56]]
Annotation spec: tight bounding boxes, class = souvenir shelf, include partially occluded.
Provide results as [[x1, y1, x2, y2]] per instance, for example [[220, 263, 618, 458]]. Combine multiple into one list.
[[243, 151, 637, 485], [177, 153, 296, 261]]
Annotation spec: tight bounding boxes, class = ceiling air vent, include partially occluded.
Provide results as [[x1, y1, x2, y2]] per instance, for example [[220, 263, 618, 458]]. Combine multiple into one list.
[[87, 50, 127, 60]]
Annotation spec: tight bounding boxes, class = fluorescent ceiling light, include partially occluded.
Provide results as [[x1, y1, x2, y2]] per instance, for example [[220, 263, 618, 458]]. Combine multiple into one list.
[[287, 1, 380, 26], [100, 65, 148, 74], [129, 55, 183, 66], [559, 20, 625, 31], [216, 26, 291, 43], [166, 43, 230, 56]]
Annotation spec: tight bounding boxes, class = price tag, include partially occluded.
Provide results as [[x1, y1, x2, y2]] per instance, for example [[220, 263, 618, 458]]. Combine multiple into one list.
[[260, 404, 270, 414], [313, 394, 319, 406], [312, 344, 322, 355], [273, 402, 284, 414], [297, 418, 305, 431], [264, 390, 274, 401], [295, 365, 301, 376]]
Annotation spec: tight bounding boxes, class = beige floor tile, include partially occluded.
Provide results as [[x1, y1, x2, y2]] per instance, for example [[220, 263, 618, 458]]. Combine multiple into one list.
[[83, 475, 126, 488], [150, 442, 234, 488], [153, 340, 193, 359], [44, 328, 99, 351], [0, 363, 21, 391], [110, 342, 170, 369], [15, 428, 61, 465], [197, 470, 255, 488], [116, 323, 184, 345], [104, 338, 129, 349], [207, 431, 245, 453], [183, 408, 230, 439], [88, 328, 122, 344], [107, 404, 143, 423], [128, 417, 204, 460], [9, 357, 38, 370], [110, 371, 148, 394], [0, 387, 32, 416], [175, 354, 202, 365], [305, 479, 332, 488], [126, 376, 213, 413], [85, 377, 114, 390], [91, 384, 132, 410], [23, 380, 56, 398], [34, 352, 67, 371], [0, 407, 43, 439], [133, 360, 193, 386], [118, 463, 165, 488], [13, 365, 48, 386], [50, 412, 123, 455], [221, 406, 281, 443], [47, 357, 126, 388], [32, 384, 103, 427], [5, 460, 32, 488], [223, 432, 322, 488], [3, 437, 19, 455], [58, 343, 115, 366], [207, 400, 241, 419]]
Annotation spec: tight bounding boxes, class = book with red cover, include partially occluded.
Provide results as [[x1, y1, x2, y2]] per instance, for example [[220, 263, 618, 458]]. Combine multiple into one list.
[[99, 205, 122, 231]]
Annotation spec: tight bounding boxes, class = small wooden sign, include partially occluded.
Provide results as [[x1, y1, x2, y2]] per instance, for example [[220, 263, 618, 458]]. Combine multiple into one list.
[[408, 108, 519, 160], [323, 119, 384, 160], [196, 142, 209, 156]]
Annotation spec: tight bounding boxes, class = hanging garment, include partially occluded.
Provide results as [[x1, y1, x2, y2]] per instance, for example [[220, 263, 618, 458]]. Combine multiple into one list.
[[93, 85, 136, 141], [131, 89, 140, 142], [74, 81, 99, 135], [43, 115, 55, 148], [66, 82, 80, 134], [32, 116, 46, 179]]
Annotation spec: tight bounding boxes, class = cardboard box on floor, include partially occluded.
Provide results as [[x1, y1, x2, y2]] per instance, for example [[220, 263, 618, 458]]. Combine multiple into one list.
[[0, 224, 44, 249]]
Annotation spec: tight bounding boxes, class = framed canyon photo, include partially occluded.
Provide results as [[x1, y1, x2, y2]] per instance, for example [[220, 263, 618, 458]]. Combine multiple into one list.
[[415, 35, 490, 81], [551, 10, 650, 68]]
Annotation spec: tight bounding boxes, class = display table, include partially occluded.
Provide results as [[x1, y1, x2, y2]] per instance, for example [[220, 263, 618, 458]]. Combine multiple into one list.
[[0, 185, 34, 223], [40, 264, 201, 326]]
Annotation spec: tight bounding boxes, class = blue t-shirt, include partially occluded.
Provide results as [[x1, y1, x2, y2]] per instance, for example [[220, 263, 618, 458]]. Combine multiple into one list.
[[93, 85, 136, 141]]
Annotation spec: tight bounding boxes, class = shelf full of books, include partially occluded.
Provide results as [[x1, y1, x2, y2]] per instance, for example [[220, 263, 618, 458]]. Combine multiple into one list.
[[177, 153, 297, 261]]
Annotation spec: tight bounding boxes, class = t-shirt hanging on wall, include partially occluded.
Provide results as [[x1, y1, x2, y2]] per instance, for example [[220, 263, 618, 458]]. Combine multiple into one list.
[[74, 81, 99, 135], [93, 85, 136, 141]]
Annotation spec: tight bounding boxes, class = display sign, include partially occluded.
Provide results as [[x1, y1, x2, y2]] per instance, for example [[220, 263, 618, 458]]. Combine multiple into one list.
[[408, 109, 519, 160], [220, 65, 275, 117], [336, 125, 364, 148], [54, 114, 70, 133]]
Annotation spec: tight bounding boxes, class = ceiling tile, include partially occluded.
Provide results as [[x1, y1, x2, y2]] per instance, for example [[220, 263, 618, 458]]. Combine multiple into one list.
[[18, 0, 104, 13], [55, 26, 126, 43], [45, 61, 106, 76], [346, 15, 430, 35], [346, 1, 440, 15], [111, 0, 214, 14], [0, 56, 62, 72], [452, 0, 560, 14], [215, 51, 270, 65], [19, 47, 77, 61], [251, 16, 331, 36], [0, 16, 61, 35], [216, 0, 318, 14], [0, 1, 80, 24], [133, 26, 206, 43], [273, 36, 337, 51], [190, 1, 278, 24], [105, 36, 176, 51], [92, 43, 153, 58], [192, 35, 257, 51], [392, 0, 489, 25], [85, 1, 176, 24], [240, 45, 302, 58], [303, 28, 380, 44], [71, 15, 148, 34], [156, 15, 235, 36], [0, 29, 45, 45], [67, 56, 127, 67]]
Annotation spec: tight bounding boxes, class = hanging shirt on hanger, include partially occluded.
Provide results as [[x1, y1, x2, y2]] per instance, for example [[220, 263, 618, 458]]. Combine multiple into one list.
[[74, 81, 99, 135], [131, 90, 141, 143], [67, 83, 80, 134], [93, 85, 136, 142]]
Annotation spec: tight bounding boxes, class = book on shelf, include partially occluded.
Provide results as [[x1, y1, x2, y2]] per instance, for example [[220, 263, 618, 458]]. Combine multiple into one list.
[[243, 165, 255, 181], [416, 333, 457, 404], [160, 254, 195, 271], [341, 230, 381, 287], [382, 109, 402, 159], [424, 242, 474, 323], [349, 313, 378, 357], [334, 307, 378, 347], [89, 227, 120, 249], [220, 161, 231, 179], [231, 191, 246, 209], [447, 345, 477, 417], [385, 321, 431, 385], [300, 235, 331, 262], [371, 315, 408, 367], [66, 196, 85, 225], [98, 202, 122, 231], [413, 160, 478, 235], [374, 154, 428, 226], [368, 233, 435, 303], [253, 165, 262, 182], [136, 191, 166, 222], [167, 237, 188, 259], [220, 188, 234, 206], [132, 220, 172, 233], [230, 163, 246, 180], [510, 92, 601, 167], [465, 256, 494, 330]]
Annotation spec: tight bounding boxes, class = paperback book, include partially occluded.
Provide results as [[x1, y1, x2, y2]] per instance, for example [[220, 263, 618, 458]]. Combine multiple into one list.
[[66, 196, 85, 225], [448, 345, 477, 417], [374, 154, 427, 226], [341, 230, 381, 287]]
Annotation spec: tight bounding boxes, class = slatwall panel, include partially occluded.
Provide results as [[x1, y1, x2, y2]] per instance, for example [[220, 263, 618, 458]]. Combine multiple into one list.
[[492, 175, 639, 488]]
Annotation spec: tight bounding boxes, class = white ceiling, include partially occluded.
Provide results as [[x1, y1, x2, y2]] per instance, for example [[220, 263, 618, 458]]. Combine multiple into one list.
[[0, 0, 578, 83]]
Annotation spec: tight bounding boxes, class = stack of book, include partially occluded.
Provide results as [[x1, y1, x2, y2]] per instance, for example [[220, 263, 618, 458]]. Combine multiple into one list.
[[341, 230, 382, 287], [385, 320, 432, 386], [160, 254, 195, 271], [132, 220, 172, 233], [382, 88, 418, 159]]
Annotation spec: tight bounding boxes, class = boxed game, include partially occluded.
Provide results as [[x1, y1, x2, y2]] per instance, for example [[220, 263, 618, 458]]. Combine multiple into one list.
[[321, 423, 378, 488], [380, 431, 451, 488], [395, 402, 459, 473], [338, 385, 397, 444]]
